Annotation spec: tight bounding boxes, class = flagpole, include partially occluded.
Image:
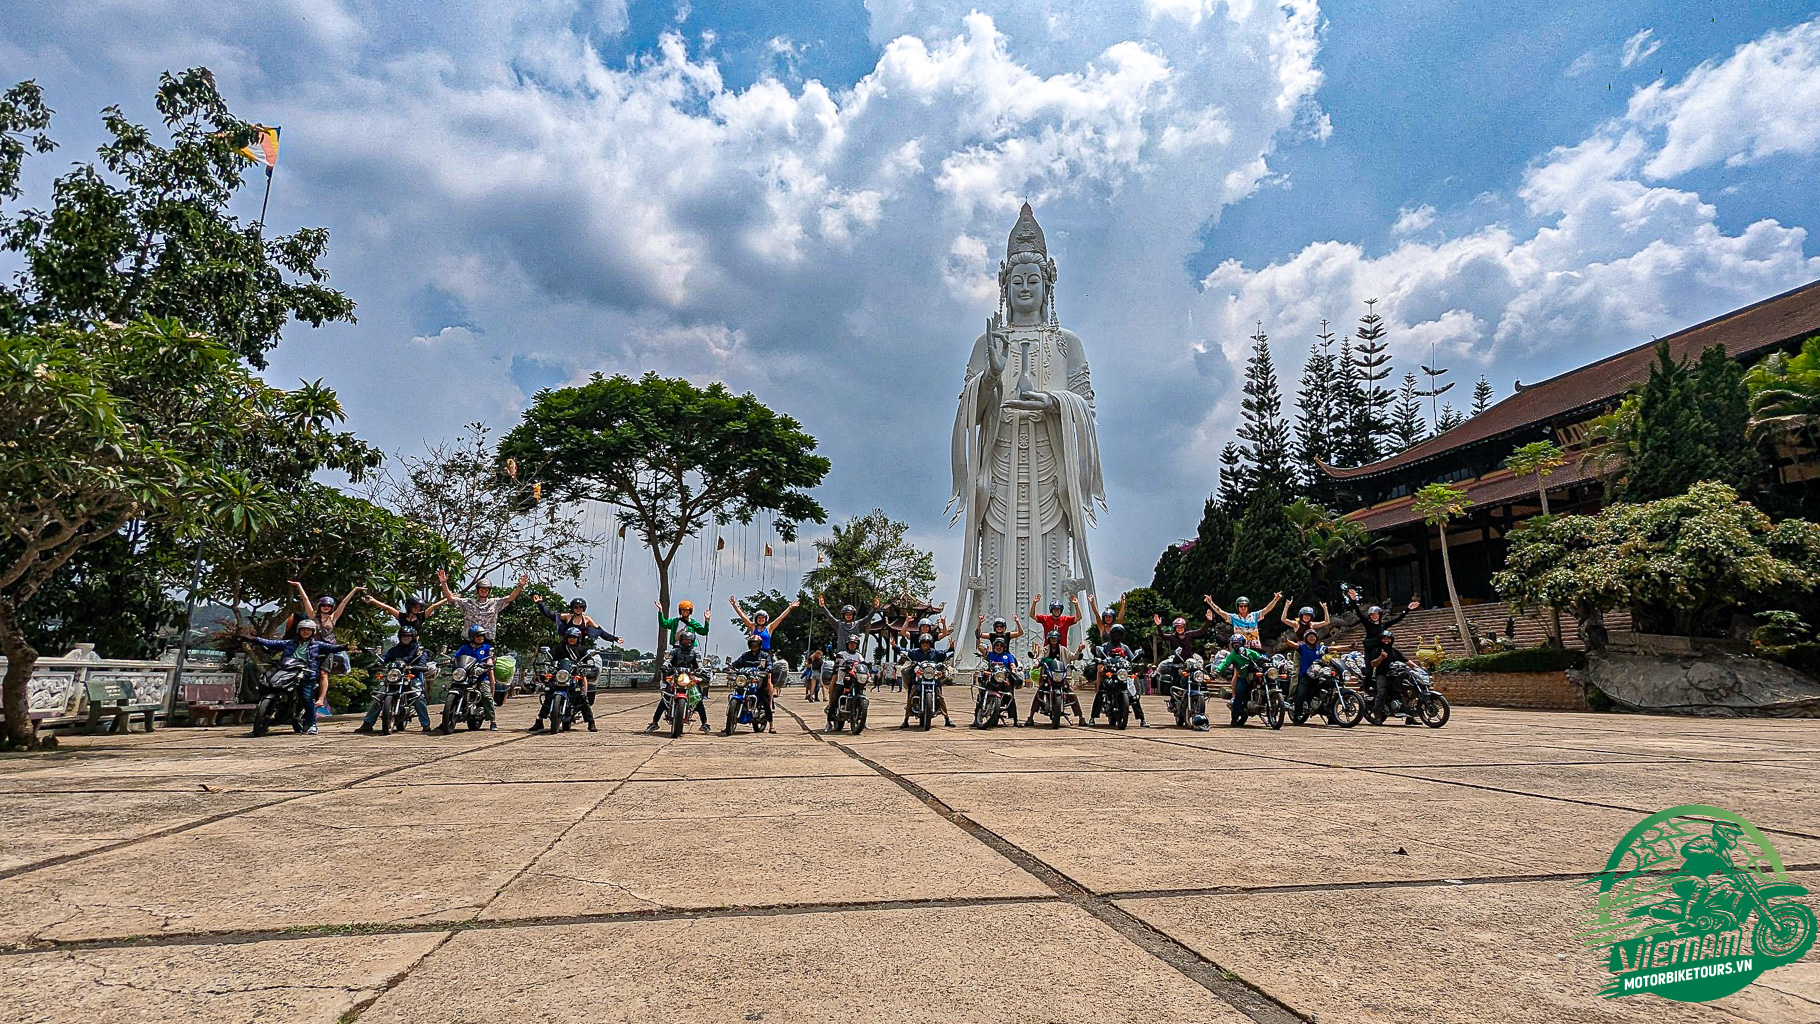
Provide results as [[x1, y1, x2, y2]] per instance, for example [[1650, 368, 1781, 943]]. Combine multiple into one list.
[[257, 170, 273, 230]]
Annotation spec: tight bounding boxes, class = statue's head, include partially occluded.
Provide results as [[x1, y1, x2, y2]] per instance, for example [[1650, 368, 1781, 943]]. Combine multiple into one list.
[[999, 202, 1057, 323]]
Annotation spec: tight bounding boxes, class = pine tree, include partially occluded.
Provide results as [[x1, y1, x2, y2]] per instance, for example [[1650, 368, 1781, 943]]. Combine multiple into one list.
[[1332, 332, 1367, 466], [1150, 544, 1189, 608], [1614, 342, 1761, 502], [1471, 374, 1494, 416], [1348, 298, 1395, 463], [1236, 323, 1294, 491], [1390, 372, 1428, 450], [1217, 442, 1246, 511], [1222, 481, 1311, 644], [1294, 320, 1339, 502], [1436, 402, 1465, 433], [1176, 497, 1235, 611]]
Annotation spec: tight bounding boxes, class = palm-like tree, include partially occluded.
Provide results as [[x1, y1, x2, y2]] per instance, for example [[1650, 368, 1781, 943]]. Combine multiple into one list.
[[1744, 335, 1820, 452], [1505, 440, 1567, 515], [1412, 483, 1476, 656]]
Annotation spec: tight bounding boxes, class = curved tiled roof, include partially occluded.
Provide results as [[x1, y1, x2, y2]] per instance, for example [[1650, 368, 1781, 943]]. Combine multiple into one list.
[[1323, 278, 1820, 482]]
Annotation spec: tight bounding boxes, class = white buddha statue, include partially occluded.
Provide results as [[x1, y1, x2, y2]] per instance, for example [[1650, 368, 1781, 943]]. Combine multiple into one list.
[[949, 203, 1106, 643]]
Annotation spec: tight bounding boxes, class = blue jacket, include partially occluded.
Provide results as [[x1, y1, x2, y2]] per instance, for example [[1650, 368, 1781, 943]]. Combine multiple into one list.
[[453, 641, 494, 667], [250, 636, 347, 676]]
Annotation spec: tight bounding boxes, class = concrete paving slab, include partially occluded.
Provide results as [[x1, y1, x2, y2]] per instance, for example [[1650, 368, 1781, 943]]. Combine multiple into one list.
[[1117, 873, 1820, 1024], [481, 781, 1046, 918], [0, 789, 283, 873], [0, 749, 429, 795], [0, 816, 572, 944], [380, 750, 658, 785], [1379, 761, 1820, 840], [6, 931, 444, 1024], [370, 902, 1254, 1023]]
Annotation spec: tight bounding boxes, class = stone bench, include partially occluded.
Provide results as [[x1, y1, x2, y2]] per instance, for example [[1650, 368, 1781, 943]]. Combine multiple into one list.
[[83, 678, 159, 734], [179, 679, 255, 726]]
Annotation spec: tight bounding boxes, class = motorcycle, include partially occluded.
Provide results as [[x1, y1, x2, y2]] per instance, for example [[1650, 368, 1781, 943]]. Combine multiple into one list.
[[439, 654, 490, 734], [1226, 655, 1286, 729], [973, 663, 1017, 729], [1093, 655, 1134, 730], [661, 666, 700, 739], [1362, 660, 1451, 728], [525, 646, 555, 697], [724, 663, 773, 735], [1290, 656, 1364, 728], [374, 660, 426, 735], [1032, 658, 1072, 728], [905, 660, 945, 731], [827, 660, 871, 735], [1161, 654, 1211, 730], [541, 665, 582, 733], [251, 657, 311, 737]]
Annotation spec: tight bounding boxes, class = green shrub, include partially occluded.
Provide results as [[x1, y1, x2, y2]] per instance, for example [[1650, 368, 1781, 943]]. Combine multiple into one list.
[[326, 673, 370, 714], [1438, 647, 1587, 674], [1759, 642, 1820, 681]]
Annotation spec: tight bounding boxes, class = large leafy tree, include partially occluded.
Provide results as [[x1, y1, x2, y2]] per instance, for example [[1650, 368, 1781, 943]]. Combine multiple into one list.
[[800, 509, 935, 611], [1506, 440, 1567, 516], [500, 372, 830, 659], [1090, 586, 1183, 654], [364, 423, 592, 591], [1153, 496, 1235, 613], [19, 529, 179, 660], [0, 320, 283, 748], [1495, 481, 1820, 644], [0, 69, 355, 366]]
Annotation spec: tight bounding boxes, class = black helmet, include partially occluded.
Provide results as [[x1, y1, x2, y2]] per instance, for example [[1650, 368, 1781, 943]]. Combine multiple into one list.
[[1379, 630, 1395, 645], [677, 631, 696, 646], [564, 626, 583, 641], [1100, 607, 1115, 621], [1048, 599, 1063, 612], [747, 633, 763, 648], [1235, 595, 1250, 606], [841, 604, 856, 617], [991, 636, 1008, 649], [399, 625, 419, 639], [1046, 630, 1061, 643], [1302, 628, 1319, 643], [316, 596, 335, 609], [1108, 623, 1125, 638], [569, 597, 587, 611], [404, 596, 425, 611]]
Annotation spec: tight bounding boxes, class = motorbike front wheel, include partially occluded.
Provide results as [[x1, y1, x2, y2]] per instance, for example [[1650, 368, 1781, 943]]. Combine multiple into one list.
[[1265, 691, 1286, 730], [1419, 693, 1452, 729], [1362, 692, 1388, 726], [851, 699, 867, 736], [251, 696, 274, 738], [669, 700, 686, 738], [1049, 692, 1064, 729], [1105, 688, 1128, 730], [1333, 688, 1364, 728], [1753, 902, 1818, 959], [1289, 700, 1310, 726], [726, 699, 740, 735], [918, 692, 933, 731]]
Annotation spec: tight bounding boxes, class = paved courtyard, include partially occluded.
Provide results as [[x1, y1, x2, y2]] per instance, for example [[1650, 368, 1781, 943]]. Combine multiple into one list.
[[3, 692, 1818, 1023]]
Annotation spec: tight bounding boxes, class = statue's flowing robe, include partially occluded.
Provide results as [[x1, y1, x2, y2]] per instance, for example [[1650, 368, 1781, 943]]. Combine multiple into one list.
[[950, 323, 1105, 646]]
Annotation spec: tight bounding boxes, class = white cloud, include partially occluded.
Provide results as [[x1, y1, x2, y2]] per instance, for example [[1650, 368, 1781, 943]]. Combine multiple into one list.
[[1391, 203, 1436, 236], [1630, 18, 1820, 178], [1564, 49, 1599, 78], [1621, 28, 1662, 69]]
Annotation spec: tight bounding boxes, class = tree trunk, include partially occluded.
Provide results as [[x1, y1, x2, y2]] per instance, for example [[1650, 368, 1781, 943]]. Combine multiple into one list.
[[1437, 526, 1477, 657], [652, 554, 672, 686], [1536, 476, 1550, 517], [0, 598, 42, 750]]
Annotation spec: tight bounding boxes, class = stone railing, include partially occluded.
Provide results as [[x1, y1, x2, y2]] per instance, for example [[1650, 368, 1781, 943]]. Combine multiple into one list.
[[1, 644, 242, 723]]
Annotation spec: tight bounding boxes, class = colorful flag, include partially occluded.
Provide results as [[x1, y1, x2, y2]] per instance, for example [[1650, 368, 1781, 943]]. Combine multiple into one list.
[[716, 536, 725, 550], [618, 523, 627, 538], [236, 125, 280, 177], [764, 543, 773, 557]]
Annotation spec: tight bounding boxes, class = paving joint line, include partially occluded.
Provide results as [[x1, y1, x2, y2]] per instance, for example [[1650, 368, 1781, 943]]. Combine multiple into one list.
[[0, 895, 1064, 958], [778, 704, 1307, 1024], [1105, 861, 1820, 901]]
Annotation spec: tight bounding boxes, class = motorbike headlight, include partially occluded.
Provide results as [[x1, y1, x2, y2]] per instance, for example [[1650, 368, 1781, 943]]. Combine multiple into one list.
[[451, 667, 467, 682], [556, 669, 572, 683], [386, 668, 402, 682]]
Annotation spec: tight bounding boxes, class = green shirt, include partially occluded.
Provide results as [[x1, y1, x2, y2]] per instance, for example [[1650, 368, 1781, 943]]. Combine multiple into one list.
[[658, 612, 709, 638], [1211, 647, 1266, 675]]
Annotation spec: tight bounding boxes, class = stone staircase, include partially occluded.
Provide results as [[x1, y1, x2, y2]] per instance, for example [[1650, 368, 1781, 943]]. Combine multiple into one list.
[[1325, 603, 1632, 658]]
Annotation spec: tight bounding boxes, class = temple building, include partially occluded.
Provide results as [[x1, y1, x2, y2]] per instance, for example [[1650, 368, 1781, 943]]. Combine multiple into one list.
[[1326, 279, 1820, 608]]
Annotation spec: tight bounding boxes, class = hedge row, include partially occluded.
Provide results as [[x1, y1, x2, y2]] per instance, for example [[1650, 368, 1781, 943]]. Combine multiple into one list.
[[1438, 647, 1587, 674]]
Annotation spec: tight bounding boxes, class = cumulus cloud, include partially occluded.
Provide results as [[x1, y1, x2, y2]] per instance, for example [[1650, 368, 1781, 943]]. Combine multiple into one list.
[[1620, 28, 1662, 69], [1201, 16, 1820, 414]]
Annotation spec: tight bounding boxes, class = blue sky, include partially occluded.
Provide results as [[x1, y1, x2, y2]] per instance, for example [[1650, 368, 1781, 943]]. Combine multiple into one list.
[[3, 1, 1818, 650]]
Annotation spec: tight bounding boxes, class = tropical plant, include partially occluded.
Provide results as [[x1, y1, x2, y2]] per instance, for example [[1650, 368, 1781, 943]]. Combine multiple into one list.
[[1505, 440, 1568, 516], [1411, 482, 1476, 655], [0, 319, 285, 749], [799, 509, 935, 611], [1744, 333, 1820, 450]]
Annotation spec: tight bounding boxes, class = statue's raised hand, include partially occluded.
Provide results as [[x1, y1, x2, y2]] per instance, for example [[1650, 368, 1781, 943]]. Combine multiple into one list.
[[1003, 389, 1055, 412], [985, 315, 1009, 378]]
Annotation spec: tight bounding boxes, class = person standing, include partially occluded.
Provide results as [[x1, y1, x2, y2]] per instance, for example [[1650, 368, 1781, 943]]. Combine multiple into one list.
[[439, 571, 528, 702]]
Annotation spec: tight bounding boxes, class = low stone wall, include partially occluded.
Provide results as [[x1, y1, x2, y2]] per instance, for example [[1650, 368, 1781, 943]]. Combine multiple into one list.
[[1430, 670, 1587, 711]]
